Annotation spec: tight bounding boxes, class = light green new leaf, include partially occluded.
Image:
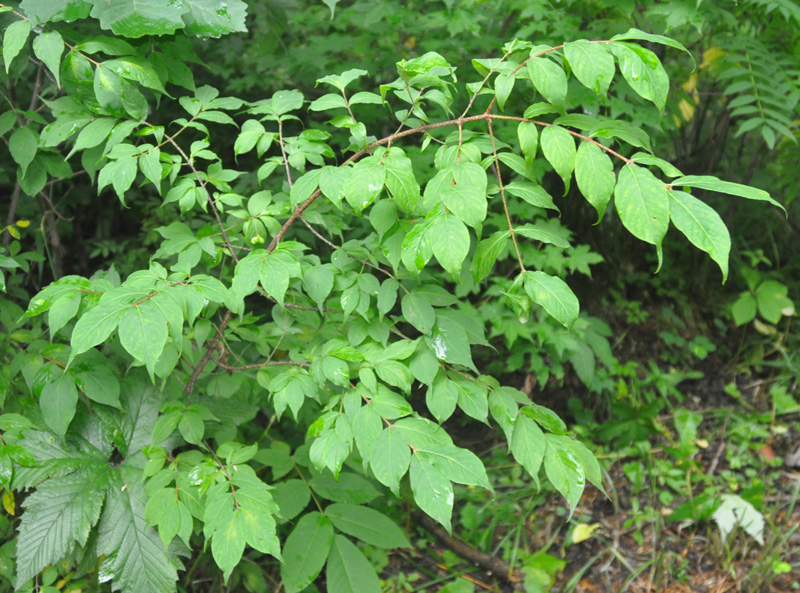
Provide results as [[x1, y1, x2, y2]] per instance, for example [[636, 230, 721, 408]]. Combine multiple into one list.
[[3, 20, 31, 73], [514, 223, 570, 248], [427, 375, 459, 422], [118, 300, 168, 378], [325, 503, 411, 549], [19, 0, 91, 24], [540, 125, 576, 194], [544, 435, 586, 516], [575, 141, 615, 223], [308, 93, 347, 111], [668, 190, 730, 282], [410, 454, 453, 532], [511, 414, 545, 482], [549, 434, 605, 494], [326, 535, 381, 593], [672, 175, 785, 215], [429, 212, 469, 276], [344, 156, 385, 211], [528, 57, 567, 112], [16, 467, 111, 584], [260, 251, 301, 306], [564, 40, 614, 96], [611, 28, 693, 62], [33, 31, 64, 87], [210, 511, 246, 583], [369, 427, 410, 494], [281, 512, 334, 593], [495, 73, 515, 111], [302, 265, 334, 309], [614, 164, 669, 269], [431, 316, 476, 371], [523, 271, 579, 327], [290, 168, 321, 206]]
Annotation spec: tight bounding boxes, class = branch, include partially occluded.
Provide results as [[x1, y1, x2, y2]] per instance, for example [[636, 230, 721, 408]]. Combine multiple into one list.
[[184, 310, 233, 395], [211, 356, 309, 371]]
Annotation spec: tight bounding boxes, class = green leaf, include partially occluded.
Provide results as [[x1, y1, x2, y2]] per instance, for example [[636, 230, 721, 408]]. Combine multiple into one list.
[[471, 231, 508, 283], [69, 287, 143, 364], [308, 93, 347, 111], [182, 0, 248, 37], [427, 375, 459, 422], [514, 223, 571, 248], [527, 57, 567, 112], [302, 265, 334, 309], [611, 28, 694, 62], [523, 271, 579, 327], [344, 157, 385, 212], [575, 141, 615, 223], [504, 182, 559, 212], [72, 117, 117, 154], [325, 503, 411, 549], [71, 361, 121, 408], [429, 211, 469, 276], [511, 414, 545, 481], [564, 40, 614, 96], [16, 466, 110, 584], [410, 454, 453, 532], [517, 122, 538, 164], [89, 0, 187, 37], [317, 68, 368, 91], [33, 31, 64, 87], [210, 510, 245, 583], [384, 154, 420, 213], [401, 290, 436, 335], [97, 479, 179, 593], [281, 512, 334, 593], [3, 20, 31, 73], [521, 404, 567, 434], [540, 125, 576, 194], [614, 164, 669, 270], [19, 0, 91, 24], [326, 534, 381, 593], [732, 293, 757, 326], [668, 190, 730, 282], [368, 427, 410, 494], [290, 168, 321, 206], [9, 126, 38, 177], [494, 73, 515, 111], [417, 444, 491, 490], [118, 300, 169, 379], [104, 57, 167, 94], [672, 175, 785, 215], [608, 42, 669, 111], [36, 367, 79, 437], [441, 162, 488, 228], [543, 435, 585, 516], [430, 316, 476, 371]]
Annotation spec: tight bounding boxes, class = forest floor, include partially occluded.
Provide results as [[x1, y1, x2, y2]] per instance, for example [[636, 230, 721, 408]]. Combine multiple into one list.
[[381, 311, 800, 593]]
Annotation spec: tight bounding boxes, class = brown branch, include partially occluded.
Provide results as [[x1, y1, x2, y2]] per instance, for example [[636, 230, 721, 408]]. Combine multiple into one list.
[[184, 310, 233, 394], [414, 512, 523, 583], [211, 356, 309, 371], [487, 118, 525, 273]]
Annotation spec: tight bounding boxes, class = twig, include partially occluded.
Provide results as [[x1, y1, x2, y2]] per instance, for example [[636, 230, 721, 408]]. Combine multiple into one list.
[[487, 118, 525, 273], [184, 310, 233, 394], [707, 417, 729, 476], [211, 356, 309, 371]]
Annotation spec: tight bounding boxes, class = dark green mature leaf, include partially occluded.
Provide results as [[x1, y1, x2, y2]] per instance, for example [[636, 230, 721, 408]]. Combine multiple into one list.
[[564, 40, 615, 96], [36, 367, 79, 437], [575, 141, 615, 223], [608, 42, 669, 111], [471, 231, 508, 283], [16, 466, 111, 584], [325, 504, 410, 549], [540, 125, 576, 193], [614, 164, 669, 269], [672, 175, 785, 214], [90, 0, 188, 38], [9, 126, 38, 177], [281, 512, 334, 593], [668, 190, 730, 282], [326, 535, 381, 593], [118, 300, 169, 378], [611, 27, 693, 61], [345, 156, 385, 211], [410, 454, 453, 532], [97, 478, 180, 593], [182, 0, 248, 36], [401, 290, 435, 335]]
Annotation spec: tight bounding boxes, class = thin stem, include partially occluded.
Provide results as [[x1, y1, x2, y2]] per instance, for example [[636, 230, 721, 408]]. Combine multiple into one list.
[[278, 120, 293, 188], [210, 356, 309, 371], [487, 118, 525, 273]]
